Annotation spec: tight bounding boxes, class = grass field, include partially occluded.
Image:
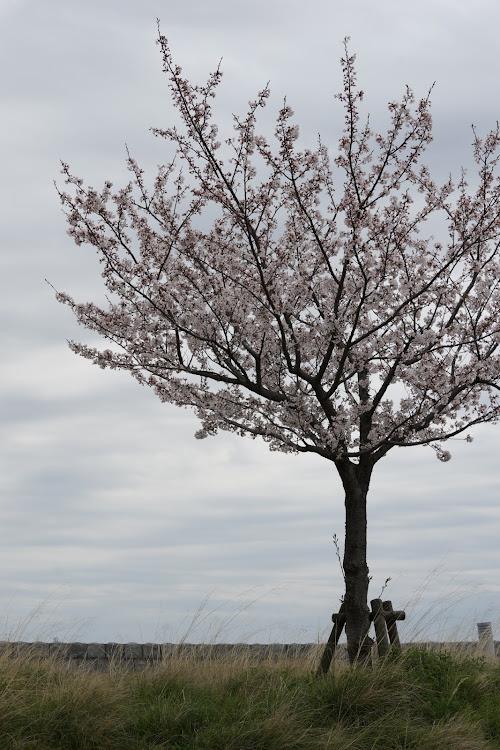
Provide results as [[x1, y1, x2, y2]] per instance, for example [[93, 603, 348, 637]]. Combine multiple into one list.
[[0, 640, 499, 749]]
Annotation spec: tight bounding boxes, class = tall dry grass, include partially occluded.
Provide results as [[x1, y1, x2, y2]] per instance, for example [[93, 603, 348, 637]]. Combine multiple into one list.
[[0, 634, 499, 749], [0, 577, 498, 749]]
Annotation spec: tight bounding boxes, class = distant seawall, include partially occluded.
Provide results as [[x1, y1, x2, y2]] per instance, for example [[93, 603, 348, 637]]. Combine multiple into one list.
[[0, 641, 498, 672], [0, 642, 318, 672]]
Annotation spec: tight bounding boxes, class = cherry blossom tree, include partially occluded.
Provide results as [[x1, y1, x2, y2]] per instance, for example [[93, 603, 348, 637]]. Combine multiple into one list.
[[53, 33, 500, 664]]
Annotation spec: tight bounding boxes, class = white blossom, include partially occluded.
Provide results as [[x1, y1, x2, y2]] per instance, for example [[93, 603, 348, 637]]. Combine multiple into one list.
[[53, 36, 500, 466]]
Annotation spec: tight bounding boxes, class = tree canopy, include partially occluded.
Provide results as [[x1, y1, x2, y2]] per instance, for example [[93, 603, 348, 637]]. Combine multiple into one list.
[[55, 38, 500, 469]]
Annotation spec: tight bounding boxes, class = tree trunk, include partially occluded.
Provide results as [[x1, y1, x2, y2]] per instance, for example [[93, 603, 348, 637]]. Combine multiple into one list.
[[335, 457, 374, 665]]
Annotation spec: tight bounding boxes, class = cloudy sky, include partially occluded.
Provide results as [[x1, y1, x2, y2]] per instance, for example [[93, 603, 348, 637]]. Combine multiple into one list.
[[1, 0, 499, 646]]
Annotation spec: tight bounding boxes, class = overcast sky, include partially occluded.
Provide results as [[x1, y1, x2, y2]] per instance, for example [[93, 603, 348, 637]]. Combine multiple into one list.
[[1, 0, 499, 646]]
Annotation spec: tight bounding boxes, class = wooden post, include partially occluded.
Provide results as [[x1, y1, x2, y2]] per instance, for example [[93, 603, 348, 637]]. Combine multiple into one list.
[[370, 599, 390, 658], [383, 600, 402, 654], [316, 601, 346, 676]]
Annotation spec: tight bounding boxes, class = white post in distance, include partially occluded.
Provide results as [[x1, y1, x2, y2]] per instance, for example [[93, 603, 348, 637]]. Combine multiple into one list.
[[477, 622, 495, 657]]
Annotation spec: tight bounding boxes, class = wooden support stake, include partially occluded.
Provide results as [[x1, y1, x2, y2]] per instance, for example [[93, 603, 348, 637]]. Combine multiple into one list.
[[316, 601, 346, 676], [370, 598, 390, 658], [383, 600, 403, 654], [317, 599, 406, 675]]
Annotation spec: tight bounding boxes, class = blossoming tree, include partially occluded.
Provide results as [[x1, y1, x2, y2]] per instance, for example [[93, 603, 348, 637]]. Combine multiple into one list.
[[54, 34, 500, 663]]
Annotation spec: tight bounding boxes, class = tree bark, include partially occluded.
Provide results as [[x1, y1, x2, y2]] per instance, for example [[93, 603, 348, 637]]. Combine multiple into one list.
[[335, 457, 374, 665]]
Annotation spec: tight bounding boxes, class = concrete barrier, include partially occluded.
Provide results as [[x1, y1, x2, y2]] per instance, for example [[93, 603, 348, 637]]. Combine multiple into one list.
[[0, 639, 497, 672]]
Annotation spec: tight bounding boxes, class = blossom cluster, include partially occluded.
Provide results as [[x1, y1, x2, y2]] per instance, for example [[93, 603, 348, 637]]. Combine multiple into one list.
[[54, 36, 500, 467]]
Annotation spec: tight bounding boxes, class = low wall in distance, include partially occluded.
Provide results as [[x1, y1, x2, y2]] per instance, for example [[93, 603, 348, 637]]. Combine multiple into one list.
[[0, 641, 498, 672], [1, 642, 317, 672]]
